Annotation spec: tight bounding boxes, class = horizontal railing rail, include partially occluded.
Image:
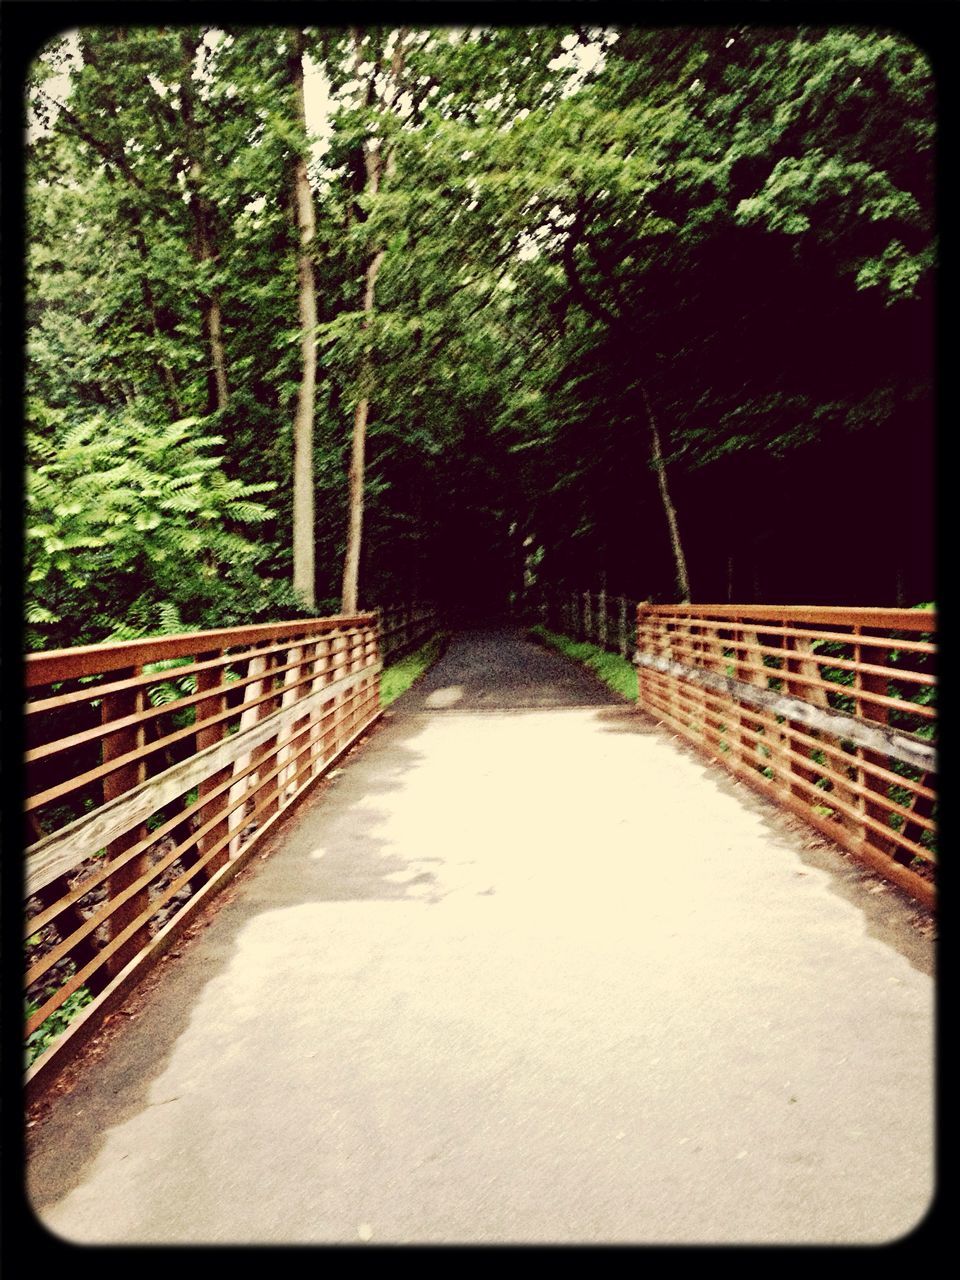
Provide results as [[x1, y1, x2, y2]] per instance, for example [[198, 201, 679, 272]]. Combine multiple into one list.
[[24, 613, 383, 1082], [633, 603, 936, 907]]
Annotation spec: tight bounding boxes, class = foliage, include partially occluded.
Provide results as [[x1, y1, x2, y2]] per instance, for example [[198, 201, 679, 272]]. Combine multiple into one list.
[[24, 408, 288, 649], [24, 21, 936, 635], [529, 626, 637, 702], [25, 984, 93, 1066]]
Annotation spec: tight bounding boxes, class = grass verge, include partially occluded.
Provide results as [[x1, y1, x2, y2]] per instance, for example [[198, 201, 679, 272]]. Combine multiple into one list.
[[380, 632, 449, 707], [529, 625, 637, 702]]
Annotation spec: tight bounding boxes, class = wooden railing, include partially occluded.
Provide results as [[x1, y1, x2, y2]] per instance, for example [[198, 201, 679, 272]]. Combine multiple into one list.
[[24, 613, 383, 1082], [533, 589, 636, 659], [634, 604, 936, 907], [376, 601, 440, 664]]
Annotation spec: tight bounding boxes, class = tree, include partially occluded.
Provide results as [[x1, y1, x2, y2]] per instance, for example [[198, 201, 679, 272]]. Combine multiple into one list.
[[24, 21, 935, 639], [288, 28, 318, 608]]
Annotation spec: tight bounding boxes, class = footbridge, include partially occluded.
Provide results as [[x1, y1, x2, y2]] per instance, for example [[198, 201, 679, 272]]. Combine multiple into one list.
[[23, 603, 936, 1244]]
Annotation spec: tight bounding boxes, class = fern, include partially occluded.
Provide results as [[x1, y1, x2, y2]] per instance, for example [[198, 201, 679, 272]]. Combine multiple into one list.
[[25, 406, 278, 651], [26, 603, 60, 625]]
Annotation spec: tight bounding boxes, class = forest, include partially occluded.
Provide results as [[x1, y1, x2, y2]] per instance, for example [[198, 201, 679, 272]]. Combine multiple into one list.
[[23, 22, 936, 652]]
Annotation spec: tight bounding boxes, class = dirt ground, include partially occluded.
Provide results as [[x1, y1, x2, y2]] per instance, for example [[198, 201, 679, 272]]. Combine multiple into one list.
[[24, 628, 936, 1245]]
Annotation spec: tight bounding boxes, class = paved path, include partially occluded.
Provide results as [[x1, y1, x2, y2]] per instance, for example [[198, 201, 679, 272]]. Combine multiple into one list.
[[27, 629, 935, 1245]]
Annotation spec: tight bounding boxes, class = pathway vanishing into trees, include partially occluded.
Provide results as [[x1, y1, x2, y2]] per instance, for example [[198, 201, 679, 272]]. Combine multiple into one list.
[[26, 630, 934, 1245]]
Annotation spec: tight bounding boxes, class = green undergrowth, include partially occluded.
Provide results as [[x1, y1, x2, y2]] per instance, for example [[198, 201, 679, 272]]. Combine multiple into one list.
[[380, 632, 449, 707], [26, 984, 93, 1068], [529, 626, 637, 702]]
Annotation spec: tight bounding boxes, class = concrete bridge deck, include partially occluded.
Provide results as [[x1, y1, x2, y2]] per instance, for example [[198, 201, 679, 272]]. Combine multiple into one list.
[[26, 629, 935, 1245]]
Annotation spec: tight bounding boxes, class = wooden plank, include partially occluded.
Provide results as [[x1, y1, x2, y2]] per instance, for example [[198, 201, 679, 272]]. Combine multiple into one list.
[[26, 805, 203, 988], [24, 663, 382, 896], [25, 614, 377, 687], [635, 624, 936, 903], [646, 615, 936, 656], [636, 631, 936, 720], [640, 603, 936, 631], [762, 675, 935, 800], [638, 658, 934, 836], [25, 739, 277, 939], [648, 629, 936, 688], [633, 652, 936, 770]]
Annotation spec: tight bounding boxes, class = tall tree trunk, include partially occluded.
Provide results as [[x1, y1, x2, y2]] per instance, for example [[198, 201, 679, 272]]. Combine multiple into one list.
[[194, 197, 230, 412], [642, 384, 691, 602], [125, 207, 184, 416], [179, 34, 229, 414], [340, 29, 407, 614], [341, 246, 385, 614], [289, 30, 317, 608]]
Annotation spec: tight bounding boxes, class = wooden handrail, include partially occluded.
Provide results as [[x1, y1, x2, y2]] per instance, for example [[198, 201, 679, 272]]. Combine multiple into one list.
[[637, 602, 935, 632], [24, 614, 377, 687]]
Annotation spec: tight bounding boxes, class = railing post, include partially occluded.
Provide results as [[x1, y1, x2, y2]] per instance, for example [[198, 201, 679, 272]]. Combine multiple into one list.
[[252, 646, 283, 825], [635, 602, 649, 707], [227, 651, 269, 858], [332, 630, 348, 754], [309, 635, 330, 776], [783, 632, 830, 808], [853, 626, 896, 859], [374, 606, 384, 664], [734, 620, 765, 771], [347, 624, 364, 739], [367, 618, 381, 718], [102, 667, 149, 981], [276, 644, 307, 803], [288, 640, 317, 794], [195, 653, 231, 879], [319, 634, 339, 766]]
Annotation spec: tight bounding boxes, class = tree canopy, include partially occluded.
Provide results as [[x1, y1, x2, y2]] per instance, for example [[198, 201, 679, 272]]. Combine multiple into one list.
[[22, 20, 936, 649]]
